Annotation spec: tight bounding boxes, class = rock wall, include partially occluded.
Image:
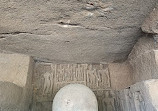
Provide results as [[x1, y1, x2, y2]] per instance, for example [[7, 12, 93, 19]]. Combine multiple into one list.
[[128, 4, 158, 82], [142, 5, 158, 34], [129, 5, 158, 83], [32, 63, 115, 111], [0, 53, 31, 87], [1, 2, 158, 111], [115, 79, 158, 111], [1, 37, 157, 111], [0, 81, 23, 111], [115, 5, 158, 111], [1, 36, 158, 111], [0, 53, 34, 111], [21, 57, 34, 111], [129, 37, 158, 83], [0, 0, 157, 63], [109, 61, 133, 90]]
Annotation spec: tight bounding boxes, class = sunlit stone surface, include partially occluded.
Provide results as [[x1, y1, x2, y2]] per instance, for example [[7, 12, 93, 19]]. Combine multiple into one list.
[[52, 84, 98, 111]]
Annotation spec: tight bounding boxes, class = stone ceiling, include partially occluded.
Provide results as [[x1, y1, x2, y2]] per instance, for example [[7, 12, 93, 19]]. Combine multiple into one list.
[[0, 0, 157, 63]]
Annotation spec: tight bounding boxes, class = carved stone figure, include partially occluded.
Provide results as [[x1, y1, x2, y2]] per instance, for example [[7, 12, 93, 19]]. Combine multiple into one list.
[[43, 72, 53, 94], [98, 68, 110, 88], [102, 98, 114, 111], [34, 63, 114, 111], [134, 91, 145, 111]]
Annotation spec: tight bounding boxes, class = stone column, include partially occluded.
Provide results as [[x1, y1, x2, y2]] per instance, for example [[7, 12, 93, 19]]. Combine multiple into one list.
[[0, 52, 34, 111]]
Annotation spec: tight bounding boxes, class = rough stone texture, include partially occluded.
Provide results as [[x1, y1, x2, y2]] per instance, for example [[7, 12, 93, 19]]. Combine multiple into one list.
[[113, 36, 158, 110], [142, 5, 158, 34], [21, 56, 34, 111], [0, 0, 157, 63], [129, 36, 158, 83], [0, 53, 32, 87], [109, 61, 133, 90], [52, 84, 98, 111], [115, 79, 158, 111], [0, 53, 34, 111], [32, 63, 115, 111], [0, 81, 23, 111], [146, 79, 158, 110]]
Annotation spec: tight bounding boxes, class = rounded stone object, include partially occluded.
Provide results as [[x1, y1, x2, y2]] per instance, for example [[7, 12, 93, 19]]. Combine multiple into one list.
[[52, 84, 98, 111]]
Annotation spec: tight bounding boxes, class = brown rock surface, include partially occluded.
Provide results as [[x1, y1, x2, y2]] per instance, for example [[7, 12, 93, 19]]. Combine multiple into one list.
[[142, 5, 158, 34], [0, 81, 23, 110], [109, 61, 133, 90], [0, 53, 32, 87], [0, 0, 157, 63], [129, 37, 158, 82], [0, 53, 34, 111], [116, 79, 158, 111]]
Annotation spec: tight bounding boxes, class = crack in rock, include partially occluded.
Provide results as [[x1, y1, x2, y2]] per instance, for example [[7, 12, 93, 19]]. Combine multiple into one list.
[[55, 21, 113, 31], [58, 22, 80, 26], [0, 32, 33, 35], [0, 36, 6, 39]]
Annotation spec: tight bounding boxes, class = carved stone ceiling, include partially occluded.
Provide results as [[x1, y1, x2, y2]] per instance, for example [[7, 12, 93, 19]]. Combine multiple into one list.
[[0, 0, 157, 63]]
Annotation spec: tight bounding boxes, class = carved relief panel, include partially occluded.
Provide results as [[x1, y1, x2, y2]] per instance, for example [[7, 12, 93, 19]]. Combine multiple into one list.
[[94, 90, 115, 111], [115, 88, 146, 111], [86, 64, 110, 90], [33, 63, 54, 102], [33, 63, 114, 111]]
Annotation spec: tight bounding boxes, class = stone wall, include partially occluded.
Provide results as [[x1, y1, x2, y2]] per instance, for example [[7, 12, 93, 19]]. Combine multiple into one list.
[[114, 5, 158, 111], [31, 59, 138, 111], [111, 36, 158, 111], [0, 53, 34, 111], [1, 3, 158, 111], [0, 81, 23, 111], [128, 36, 158, 83], [0, 53, 32, 87], [129, 4, 158, 82], [1, 35, 158, 111], [109, 61, 133, 90], [115, 79, 158, 111], [21, 57, 34, 111], [32, 63, 115, 111]]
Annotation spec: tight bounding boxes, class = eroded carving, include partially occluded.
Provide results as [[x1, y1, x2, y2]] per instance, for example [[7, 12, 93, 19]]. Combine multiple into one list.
[[115, 89, 146, 111], [86, 64, 110, 90], [43, 72, 53, 95], [33, 63, 113, 111], [94, 90, 115, 111], [134, 91, 145, 111]]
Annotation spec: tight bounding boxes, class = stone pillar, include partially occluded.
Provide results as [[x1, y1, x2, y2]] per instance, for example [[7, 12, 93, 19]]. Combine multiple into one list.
[[128, 37, 158, 83], [0, 52, 34, 111]]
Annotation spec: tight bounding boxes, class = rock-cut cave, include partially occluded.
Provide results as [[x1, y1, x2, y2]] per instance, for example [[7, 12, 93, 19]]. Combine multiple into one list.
[[0, 0, 158, 111]]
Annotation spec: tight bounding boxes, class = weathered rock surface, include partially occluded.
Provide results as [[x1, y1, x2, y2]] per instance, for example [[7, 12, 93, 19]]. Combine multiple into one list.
[[32, 63, 115, 111], [142, 5, 158, 34], [0, 81, 23, 111], [109, 61, 133, 90], [115, 79, 158, 111], [0, 0, 157, 63], [0, 53, 34, 111], [129, 36, 158, 83], [0, 53, 33, 87]]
